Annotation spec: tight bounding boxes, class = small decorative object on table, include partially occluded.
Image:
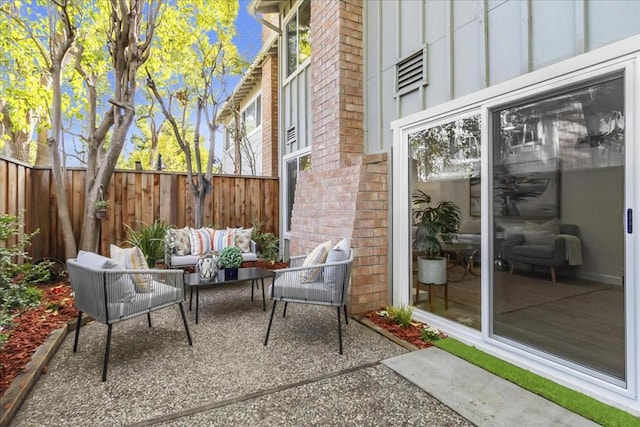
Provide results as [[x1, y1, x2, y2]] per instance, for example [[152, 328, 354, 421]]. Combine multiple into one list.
[[217, 246, 243, 280], [197, 252, 218, 281]]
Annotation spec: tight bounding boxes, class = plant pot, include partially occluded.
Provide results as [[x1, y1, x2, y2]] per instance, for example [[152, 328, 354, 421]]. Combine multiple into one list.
[[95, 210, 107, 219], [224, 267, 238, 280], [417, 256, 447, 285]]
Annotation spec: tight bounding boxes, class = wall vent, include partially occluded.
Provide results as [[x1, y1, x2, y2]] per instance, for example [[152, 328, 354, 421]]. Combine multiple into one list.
[[286, 125, 297, 146], [396, 47, 428, 96]]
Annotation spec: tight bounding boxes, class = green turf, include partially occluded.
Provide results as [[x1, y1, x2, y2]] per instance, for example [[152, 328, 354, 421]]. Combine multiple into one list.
[[434, 338, 639, 427]]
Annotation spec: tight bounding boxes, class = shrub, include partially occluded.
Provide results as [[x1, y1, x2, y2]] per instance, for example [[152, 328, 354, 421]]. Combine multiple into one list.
[[0, 212, 47, 345], [250, 219, 281, 262], [384, 304, 414, 328], [124, 220, 170, 267]]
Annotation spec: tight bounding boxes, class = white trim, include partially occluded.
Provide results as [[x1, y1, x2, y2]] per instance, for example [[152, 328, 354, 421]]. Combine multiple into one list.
[[392, 35, 640, 412], [282, 147, 312, 234]]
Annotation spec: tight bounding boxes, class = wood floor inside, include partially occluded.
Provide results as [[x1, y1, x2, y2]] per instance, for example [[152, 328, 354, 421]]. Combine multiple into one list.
[[413, 263, 625, 381]]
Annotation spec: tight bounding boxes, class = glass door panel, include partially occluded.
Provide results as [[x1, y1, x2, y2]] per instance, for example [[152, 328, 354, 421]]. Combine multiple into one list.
[[409, 114, 482, 330], [491, 75, 626, 382]]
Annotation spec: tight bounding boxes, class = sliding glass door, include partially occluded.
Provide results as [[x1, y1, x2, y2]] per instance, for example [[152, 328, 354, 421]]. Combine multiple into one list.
[[490, 74, 626, 383]]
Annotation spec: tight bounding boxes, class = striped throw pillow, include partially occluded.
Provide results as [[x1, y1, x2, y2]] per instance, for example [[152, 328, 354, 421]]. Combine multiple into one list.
[[301, 241, 333, 283], [110, 245, 153, 293], [189, 228, 213, 255], [212, 229, 234, 252]]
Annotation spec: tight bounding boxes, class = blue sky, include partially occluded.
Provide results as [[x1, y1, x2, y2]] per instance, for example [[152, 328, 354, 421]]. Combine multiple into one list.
[[235, 0, 263, 65]]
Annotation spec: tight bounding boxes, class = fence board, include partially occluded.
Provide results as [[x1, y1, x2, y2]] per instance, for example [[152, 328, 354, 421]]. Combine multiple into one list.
[[0, 156, 279, 261]]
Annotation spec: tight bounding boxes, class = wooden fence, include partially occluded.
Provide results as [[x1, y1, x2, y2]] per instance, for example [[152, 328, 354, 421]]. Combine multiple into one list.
[[0, 155, 279, 261]]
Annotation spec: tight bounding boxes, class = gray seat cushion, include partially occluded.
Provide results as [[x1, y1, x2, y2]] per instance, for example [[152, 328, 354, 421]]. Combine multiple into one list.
[[512, 245, 554, 259], [269, 279, 340, 305], [170, 252, 257, 267], [107, 281, 179, 322]]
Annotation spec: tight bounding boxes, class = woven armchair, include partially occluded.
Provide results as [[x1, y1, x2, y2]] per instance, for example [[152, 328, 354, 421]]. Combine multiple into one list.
[[67, 259, 192, 381], [264, 249, 353, 354]]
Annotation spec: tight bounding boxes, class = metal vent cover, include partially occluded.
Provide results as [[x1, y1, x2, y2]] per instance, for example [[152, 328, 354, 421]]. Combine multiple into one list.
[[396, 47, 428, 96], [286, 125, 296, 145]]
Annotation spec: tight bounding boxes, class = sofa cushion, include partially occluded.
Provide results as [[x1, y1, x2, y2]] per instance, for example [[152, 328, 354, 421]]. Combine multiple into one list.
[[167, 227, 191, 256], [231, 227, 253, 253], [302, 241, 332, 283], [110, 245, 154, 293], [212, 229, 234, 252], [170, 251, 257, 268], [189, 228, 214, 255]]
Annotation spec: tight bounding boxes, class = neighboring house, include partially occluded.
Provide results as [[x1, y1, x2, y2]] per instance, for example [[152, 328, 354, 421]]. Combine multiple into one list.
[[247, 0, 640, 415], [216, 31, 278, 176]]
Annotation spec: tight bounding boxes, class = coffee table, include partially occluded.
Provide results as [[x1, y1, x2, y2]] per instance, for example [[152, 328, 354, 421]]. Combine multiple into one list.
[[184, 267, 274, 324]]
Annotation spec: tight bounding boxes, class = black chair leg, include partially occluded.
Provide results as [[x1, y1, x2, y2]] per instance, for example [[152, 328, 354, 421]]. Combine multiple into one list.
[[73, 310, 83, 353], [102, 324, 113, 382], [147, 313, 152, 328], [178, 302, 193, 346], [344, 305, 349, 324], [336, 306, 343, 355], [251, 280, 255, 301], [264, 300, 277, 346], [283, 301, 288, 318]]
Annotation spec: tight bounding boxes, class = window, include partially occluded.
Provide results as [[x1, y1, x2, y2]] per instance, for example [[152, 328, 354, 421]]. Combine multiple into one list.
[[286, 0, 311, 77], [242, 95, 261, 134], [285, 152, 311, 232]]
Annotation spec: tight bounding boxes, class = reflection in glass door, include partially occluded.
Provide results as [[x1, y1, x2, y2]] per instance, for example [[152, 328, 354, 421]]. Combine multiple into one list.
[[409, 115, 482, 330], [491, 75, 626, 382]]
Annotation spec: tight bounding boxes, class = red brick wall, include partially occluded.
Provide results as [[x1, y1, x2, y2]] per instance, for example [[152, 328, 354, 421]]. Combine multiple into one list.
[[261, 54, 278, 177], [289, 0, 388, 314]]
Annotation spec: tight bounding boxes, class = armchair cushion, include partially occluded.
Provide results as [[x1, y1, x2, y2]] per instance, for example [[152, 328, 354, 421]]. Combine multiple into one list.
[[522, 230, 556, 246], [110, 245, 153, 292], [302, 241, 333, 283], [76, 251, 136, 303], [324, 239, 351, 287]]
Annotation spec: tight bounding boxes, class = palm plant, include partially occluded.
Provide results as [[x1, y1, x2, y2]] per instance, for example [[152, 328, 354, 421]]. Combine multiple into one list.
[[124, 220, 170, 267]]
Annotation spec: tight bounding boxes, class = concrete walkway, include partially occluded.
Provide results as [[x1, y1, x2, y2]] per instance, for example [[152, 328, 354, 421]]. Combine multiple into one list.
[[9, 281, 597, 426]]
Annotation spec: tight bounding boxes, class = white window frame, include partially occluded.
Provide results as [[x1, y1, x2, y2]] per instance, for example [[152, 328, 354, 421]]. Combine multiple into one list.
[[282, 148, 312, 238], [241, 94, 262, 137], [392, 35, 639, 408], [284, 0, 311, 80]]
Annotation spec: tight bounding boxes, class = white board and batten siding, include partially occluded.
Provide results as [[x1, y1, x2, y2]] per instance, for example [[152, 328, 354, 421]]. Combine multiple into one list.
[[364, 0, 640, 154]]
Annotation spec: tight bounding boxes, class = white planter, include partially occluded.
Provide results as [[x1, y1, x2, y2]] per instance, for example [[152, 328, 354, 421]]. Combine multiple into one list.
[[417, 256, 447, 285]]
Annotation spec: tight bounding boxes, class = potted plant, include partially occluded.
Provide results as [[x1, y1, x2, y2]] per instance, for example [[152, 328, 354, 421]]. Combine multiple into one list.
[[124, 220, 169, 267], [412, 189, 461, 285], [94, 200, 110, 219], [217, 246, 243, 280]]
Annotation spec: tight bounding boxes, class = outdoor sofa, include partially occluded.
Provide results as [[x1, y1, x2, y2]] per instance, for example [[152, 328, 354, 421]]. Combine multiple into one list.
[[164, 226, 258, 269]]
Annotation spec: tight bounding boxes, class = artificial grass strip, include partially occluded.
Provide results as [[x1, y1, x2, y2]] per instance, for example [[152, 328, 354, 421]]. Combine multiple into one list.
[[435, 338, 638, 427]]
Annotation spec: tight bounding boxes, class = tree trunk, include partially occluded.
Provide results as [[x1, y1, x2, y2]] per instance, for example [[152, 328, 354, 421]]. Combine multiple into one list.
[[49, 64, 77, 259], [233, 109, 242, 174], [34, 130, 51, 166]]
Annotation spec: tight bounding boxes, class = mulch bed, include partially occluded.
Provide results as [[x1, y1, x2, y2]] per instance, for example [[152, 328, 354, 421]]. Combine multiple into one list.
[[366, 309, 436, 349], [0, 281, 78, 398]]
